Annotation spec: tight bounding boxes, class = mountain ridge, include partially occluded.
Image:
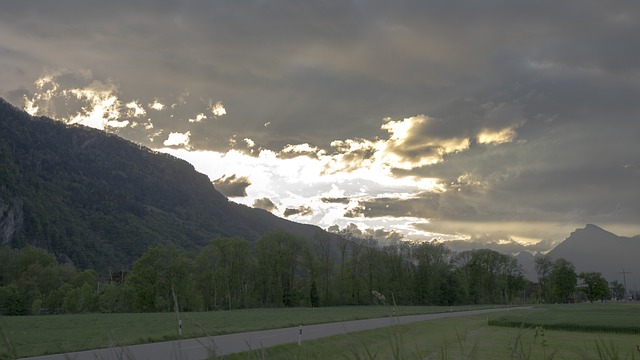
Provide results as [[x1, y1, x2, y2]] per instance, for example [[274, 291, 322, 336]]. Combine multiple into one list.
[[0, 98, 329, 271], [515, 224, 640, 290]]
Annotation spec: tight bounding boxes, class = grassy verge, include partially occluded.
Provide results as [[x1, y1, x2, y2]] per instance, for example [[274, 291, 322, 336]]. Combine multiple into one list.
[[0, 305, 495, 358], [228, 310, 640, 359]]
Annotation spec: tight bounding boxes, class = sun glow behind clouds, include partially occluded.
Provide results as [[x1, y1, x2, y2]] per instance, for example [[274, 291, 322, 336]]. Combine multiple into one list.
[[158, 146, 442, 238], [20, 70, 525, 242]]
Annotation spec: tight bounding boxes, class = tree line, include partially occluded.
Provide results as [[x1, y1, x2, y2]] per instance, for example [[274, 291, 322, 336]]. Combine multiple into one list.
[[0, 229, 629, 315]]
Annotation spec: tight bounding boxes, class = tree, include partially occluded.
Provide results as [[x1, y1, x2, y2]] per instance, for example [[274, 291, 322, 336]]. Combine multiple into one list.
[[208, 237, 252, 310], [125, 244, 194, 312], [361, 237, 382, 305], [413, 242, 454, 305], [610, 280, 625, 301], [254, 230, 307, 307], [311, 231, 334, 306], [550, 258, 577, 303], [578, 272, 611, 302], [534, 256, 553, 303], [99, 283, 128, 313], [460, 249, 524, 304], [380, 240, 413, 304], [309, 280, 319, 307]]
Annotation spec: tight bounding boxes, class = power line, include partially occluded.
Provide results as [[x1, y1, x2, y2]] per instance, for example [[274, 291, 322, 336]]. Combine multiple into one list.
[[617, 268, 632, 301]]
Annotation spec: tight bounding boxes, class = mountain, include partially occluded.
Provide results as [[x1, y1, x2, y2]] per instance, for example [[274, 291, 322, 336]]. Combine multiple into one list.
[[0, 98, 328, 271], [546, 224, 640, 290], [516, 251, 537, 281]]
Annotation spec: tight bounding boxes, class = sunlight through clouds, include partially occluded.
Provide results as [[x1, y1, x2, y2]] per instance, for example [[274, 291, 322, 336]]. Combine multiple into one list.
[[158, 140, 445, 239], [19, 68, 530, 242]]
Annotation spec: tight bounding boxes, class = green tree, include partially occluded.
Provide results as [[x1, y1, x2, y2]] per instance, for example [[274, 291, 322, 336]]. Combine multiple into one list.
[[459, 249, 524, 304], [578, 272, 611, 302], [0, 284, 26, 315], [204, 237, 252, 310], [311, 231, 334, 306], [125, 244, 194, 312], [380, 240, 413, 304], [610, 280, 625, 301], [335, 233, 350, 304], [413, 242, 454, 305], [534, 256, 553, 303], [361, 237, 382, 305], [309, 280, 319, 307], [255, 230, 307, 307], [550, 258, 577, 303], [99, 283, 128, 313]]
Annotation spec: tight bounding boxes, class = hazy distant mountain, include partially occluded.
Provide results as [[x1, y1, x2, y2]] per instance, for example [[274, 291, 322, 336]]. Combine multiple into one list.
[[516, 251, 537, 281], [545, 224, 640, 290], [0, 98, 328, 271]]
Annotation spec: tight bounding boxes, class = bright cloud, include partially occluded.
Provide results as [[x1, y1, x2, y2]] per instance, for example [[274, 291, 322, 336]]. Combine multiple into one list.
[[158, 139, 444, 239], [189, 113, 207, 123], [379, 115, 471, 169], [163, 131, 191, 148], [210, 101, 226, 116], [67, 86, 121, 129], [244, 138, 255, 148], [125, 101, 146, 117], [477, 127, 518, 145], [149, 100, 165, 110]]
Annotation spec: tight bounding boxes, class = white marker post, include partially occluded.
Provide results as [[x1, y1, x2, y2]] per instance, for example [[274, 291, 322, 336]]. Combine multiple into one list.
[[178, 319, 183, 336], [298, 325, 303, 346]]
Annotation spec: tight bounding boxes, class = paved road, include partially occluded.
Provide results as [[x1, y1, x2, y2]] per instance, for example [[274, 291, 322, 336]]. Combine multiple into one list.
[[20, 307, 530, 360]]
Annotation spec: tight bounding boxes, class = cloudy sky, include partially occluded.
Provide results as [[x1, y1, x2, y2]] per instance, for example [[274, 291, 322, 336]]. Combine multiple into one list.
[[2, 1, 639, 252]]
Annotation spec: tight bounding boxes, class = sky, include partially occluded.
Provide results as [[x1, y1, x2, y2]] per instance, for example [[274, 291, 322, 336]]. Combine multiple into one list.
[[1, 1, 639, 253]]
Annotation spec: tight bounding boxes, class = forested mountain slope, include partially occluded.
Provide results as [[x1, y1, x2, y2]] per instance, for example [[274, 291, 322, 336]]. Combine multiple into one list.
[[0, 98, 325, 270]]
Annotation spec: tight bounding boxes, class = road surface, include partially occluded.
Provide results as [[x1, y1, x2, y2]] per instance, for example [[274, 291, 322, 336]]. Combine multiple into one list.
[[20, 307, 530, 360]]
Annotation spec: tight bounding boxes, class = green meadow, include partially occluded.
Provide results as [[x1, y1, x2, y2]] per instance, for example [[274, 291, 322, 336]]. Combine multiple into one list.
[[230, 303, 640, 360], [0, 305, 491, 358], [2, 303, 640, 359]]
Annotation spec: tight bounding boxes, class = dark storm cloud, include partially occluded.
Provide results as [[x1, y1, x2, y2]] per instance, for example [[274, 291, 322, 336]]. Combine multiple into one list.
[[213, 175, 251, 198], [3, 1, 638, 148]]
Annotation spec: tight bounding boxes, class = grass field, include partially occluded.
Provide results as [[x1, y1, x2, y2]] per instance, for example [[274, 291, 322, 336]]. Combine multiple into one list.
[[2, 303, 639, 359], [0, 305, 494, 358], [489, 302, 640, 334], [231, 314, 640, 360], [229, 303, 640, 360]]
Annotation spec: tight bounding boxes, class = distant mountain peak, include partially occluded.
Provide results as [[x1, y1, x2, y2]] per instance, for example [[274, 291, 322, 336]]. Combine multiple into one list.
[[568, 224, 617, 241], [545, 224, 640, 289]]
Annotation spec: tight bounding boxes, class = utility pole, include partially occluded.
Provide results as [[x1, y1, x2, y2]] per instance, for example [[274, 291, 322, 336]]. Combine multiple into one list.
[[617, 269, 631, 301]]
